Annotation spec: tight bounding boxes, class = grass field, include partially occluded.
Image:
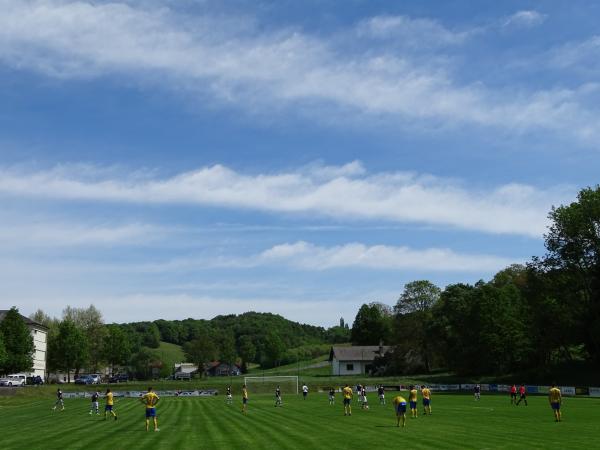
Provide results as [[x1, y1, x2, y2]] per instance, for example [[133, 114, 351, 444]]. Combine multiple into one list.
[[0, 390, 598, 449]]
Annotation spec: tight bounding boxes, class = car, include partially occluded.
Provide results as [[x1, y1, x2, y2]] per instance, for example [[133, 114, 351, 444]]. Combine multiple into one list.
[[89, 374, 101, 384], [26, 375, 44, 385], [0, 374, 27, 387], [75, 375, 95, 385], [109, 374, 129, 383]]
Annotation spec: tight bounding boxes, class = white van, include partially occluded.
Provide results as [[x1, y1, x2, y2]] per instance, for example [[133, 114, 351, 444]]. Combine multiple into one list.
[[0, 373, 27, 387]]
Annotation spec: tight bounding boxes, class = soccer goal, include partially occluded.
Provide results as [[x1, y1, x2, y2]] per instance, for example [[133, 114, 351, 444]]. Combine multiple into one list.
[[244, 376, 299, 395]]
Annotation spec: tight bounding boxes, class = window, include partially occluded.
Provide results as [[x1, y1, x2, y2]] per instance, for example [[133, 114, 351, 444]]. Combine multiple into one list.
[[346, 364, 354, 371]]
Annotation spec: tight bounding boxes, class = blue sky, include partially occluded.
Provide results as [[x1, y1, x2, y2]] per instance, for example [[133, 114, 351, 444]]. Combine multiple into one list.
[[1, 0, 599, 326]]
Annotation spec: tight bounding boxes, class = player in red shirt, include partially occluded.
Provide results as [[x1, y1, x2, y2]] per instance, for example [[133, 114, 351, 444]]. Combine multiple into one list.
[[510, 384, 517, 405], [516, 384, 528, 406]]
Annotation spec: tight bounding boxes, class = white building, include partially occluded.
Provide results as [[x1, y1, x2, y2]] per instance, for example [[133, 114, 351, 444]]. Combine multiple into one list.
[[0, 311, 48, 379], [329, 345, 390, 376]]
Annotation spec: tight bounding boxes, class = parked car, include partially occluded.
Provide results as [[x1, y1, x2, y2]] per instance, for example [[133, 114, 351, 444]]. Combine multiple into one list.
[[89, 374, 101, 384], [0, 374, 27, 387], [74, 375, 95, 385], [173, 371, 192, 381], [109, 374, 129, 383], [26, 375, 44, 385]]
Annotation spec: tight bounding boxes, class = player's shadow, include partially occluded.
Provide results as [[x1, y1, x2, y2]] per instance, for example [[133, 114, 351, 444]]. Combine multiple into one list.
[[375, 425, 398, 428]]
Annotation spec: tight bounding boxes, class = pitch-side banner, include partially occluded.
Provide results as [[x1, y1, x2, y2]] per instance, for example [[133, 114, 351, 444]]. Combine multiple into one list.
[[63, 389, 218, 399], [589, 387, 600, 397]]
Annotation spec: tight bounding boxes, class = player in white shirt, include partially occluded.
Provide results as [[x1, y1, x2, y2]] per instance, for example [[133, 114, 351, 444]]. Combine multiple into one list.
[[302, 384, 309, 400]]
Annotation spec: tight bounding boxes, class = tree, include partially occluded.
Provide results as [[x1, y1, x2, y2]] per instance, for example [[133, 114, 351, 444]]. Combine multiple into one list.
[[30, 309, 53, 327], [395, 280, 441, 315], [218, 332, 237, 370], [0, 334, 7, 372], [394, 281, 441, 373], [262, 332, 285, 368], [350, 303, 392, 345], [61, 305, 106, 372], [51, 320, 89, 382], [543, 186, 600, 361], [0, 307, 34, 374], [238, 335, 256, 366], [103, 325, 132, 374], [142, 323, 161, 349], [183, 337, 217, 377]]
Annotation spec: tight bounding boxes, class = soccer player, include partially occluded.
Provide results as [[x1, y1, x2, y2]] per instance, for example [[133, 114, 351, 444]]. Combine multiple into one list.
[[421, 385, 432, 415], [141, 387, 160, 431], [474, 384, 481, 401], [361, 386, 369, 410], [549, 384, 562, 422], [409, 385, 418, 418], [104, 388, 117, 420], [52, 388, 64, 411], [378, 385, 385, 405], [342, 384, 353, 416], [328, 387, 335, 405], [89, 391, 100, 415], [226, 385, 233, 405], [274, 385, 282, 407], [241, 384, 249, 414], [302, 383, 308, 400], [356, 383, 363, 407], [392, 395, 407, 427], [516, 384, 528, 406], [510, 384, 517, 405]]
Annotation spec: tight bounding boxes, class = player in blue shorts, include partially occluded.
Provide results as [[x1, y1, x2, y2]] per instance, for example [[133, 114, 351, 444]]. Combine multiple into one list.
[[141, 387, 160, 431], [393, 395, 407, 427]]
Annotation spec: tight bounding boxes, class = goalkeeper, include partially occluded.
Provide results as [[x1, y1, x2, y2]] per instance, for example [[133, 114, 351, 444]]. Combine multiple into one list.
[[140, 387, 160, 432]]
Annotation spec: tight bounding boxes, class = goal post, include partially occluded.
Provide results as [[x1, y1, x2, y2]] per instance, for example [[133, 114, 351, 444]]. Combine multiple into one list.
[[244, 376, 299, 395]]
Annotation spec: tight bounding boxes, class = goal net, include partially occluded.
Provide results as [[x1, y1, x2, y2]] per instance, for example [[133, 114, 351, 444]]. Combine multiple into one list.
[[244, 376, 299, 395]]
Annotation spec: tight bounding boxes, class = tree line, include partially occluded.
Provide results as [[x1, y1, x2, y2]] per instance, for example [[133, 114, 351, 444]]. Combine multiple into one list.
[[24, 308, 350, 380], [350, 186, 600, 376]]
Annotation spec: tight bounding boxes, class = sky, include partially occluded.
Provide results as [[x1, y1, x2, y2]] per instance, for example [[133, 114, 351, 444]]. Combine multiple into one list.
[[1, 0, 599, 326]]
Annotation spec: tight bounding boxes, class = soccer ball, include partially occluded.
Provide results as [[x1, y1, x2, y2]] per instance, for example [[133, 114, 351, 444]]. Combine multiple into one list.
[[365, 405, 369, 410]]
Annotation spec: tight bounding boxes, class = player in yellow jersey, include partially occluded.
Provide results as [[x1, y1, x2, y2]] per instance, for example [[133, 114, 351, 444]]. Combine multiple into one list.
[[548, 383, 562, 422], [140, 387, 160, 431], [408, 385, 418, 418], [392, 395, 407, 427], [421, 385, 431, 415], [242, 384, 249, 414], [104, 389, 117, 421], [342, 384, 353, 416]]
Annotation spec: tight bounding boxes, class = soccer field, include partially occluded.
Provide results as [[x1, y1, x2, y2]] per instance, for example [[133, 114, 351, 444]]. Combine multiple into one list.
[[1, 392, 597, 449]]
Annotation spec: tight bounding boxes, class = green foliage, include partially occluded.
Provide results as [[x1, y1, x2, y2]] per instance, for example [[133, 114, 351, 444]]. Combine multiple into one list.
[[183, 333, 218, 376], [103, 325, 132, 373], [217, 332, 237, 365], [0, 307, 35, 374], [61, 305, 106, 372], [0, 334, 7, 370], [350, 303, 392, 345], [238, 335, 256, 364], [50, 320, 89, 381], [543, 185, 600, 361], [261, 331, 285, 368]]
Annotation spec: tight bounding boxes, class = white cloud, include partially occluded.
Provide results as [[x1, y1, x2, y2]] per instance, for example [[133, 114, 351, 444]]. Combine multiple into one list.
[[357, 15, 473, 47], [0, 162, 568, 237], [257, 241, 515, 272], [0, 222, 164, 247], [503, 10, 547, 28], [549, 36, 600, 72], [0, 1, 597, 142]]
